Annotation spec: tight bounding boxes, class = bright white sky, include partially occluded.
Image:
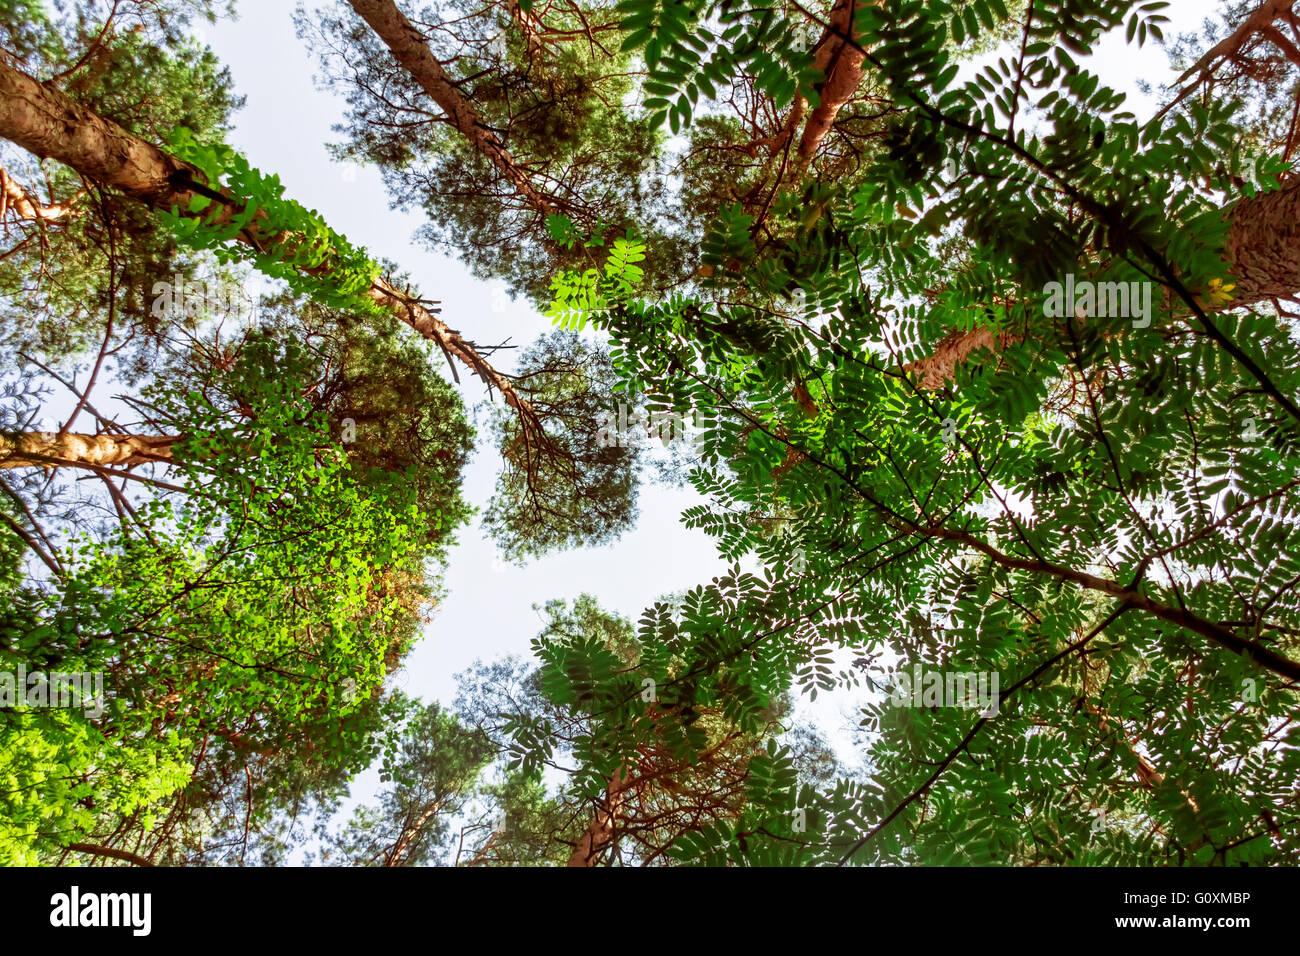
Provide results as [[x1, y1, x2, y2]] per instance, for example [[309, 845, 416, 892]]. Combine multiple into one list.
[[191, 0, 1226, 839]]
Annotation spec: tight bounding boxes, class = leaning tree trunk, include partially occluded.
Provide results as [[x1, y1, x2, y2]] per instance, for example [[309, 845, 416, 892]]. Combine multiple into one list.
[[506, 0, 545, 58], [1, 167, 80, 221], [348, 0, 561, 217], [0, 58, 541, 435], [0, 432, 176, 469], [381, 800, 443, 867], [778, 0, 1300, 387], [794, 0, 870, 176], [567, 767, 630, 867], [740, 0, 872, 188], [1169, 0, 1298, 97]]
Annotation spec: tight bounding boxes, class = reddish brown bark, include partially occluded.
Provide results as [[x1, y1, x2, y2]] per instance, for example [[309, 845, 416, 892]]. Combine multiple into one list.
[[348, 0, 559, 216], [463, 827, 501, 866], [794, 0, 869, 175], [0, 167, 80, 221], [0, 57, 539, 429], [507, 0, 544, 56], [907, 326, 1026, 390], [382, 801, 444, 866], [567, 767, 629, 867], [64, 842, 156, 867], [1175, 0, 1298, 87]]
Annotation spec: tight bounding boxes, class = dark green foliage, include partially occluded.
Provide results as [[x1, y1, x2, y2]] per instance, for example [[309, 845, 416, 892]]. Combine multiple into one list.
[[324, 701, 494, 866], [299, 0, 675, 303], [482, 330, 641, 561], [6, 0, 1300, 869], [0, 2, 242, 373], [533, 0, 1300, 865]]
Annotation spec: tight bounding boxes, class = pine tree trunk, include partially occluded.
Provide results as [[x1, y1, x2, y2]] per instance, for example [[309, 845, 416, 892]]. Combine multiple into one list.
[[0, 65, 195, 206], [1, 167, 80, 221], [1172, 0, 1298, 88], [507, 0, 544, 57], [0, 432, 176, 469], [0, 58, 540, 430], [567, 768, 629, 866], [382, 800, 443, 866], [795, 0, 869, 174], [348, 0, 560, 216]]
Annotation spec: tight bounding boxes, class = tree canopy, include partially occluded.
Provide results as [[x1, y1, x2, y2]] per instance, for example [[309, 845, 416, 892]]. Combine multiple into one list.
[[1, 0, 1299, 868]]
